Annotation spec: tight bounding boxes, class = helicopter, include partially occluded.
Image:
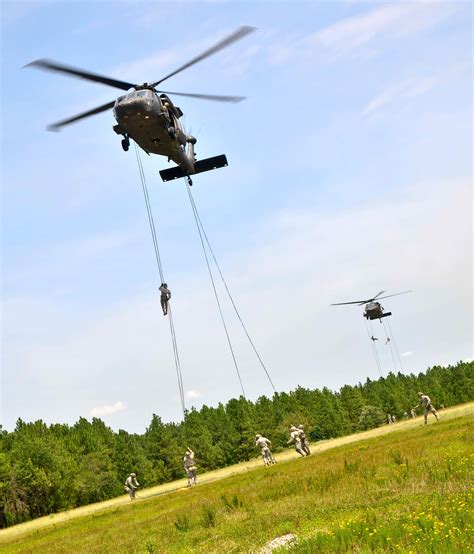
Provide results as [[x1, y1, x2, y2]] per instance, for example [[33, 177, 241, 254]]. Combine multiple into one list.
[[331, 290, 411, 321], [26, 26, 255, 185]]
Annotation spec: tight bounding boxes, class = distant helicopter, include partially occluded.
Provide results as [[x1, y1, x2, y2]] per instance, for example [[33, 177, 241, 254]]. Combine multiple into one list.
[[331, 290, 411, 321], [26, 27, 255, 185]]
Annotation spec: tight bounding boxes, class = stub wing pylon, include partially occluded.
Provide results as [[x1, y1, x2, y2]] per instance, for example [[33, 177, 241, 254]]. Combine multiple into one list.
[[160, 154, 228, 182]]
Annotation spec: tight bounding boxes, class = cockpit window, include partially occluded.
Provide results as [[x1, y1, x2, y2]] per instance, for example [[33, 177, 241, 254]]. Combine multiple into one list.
[[137, 90, 150, 97]]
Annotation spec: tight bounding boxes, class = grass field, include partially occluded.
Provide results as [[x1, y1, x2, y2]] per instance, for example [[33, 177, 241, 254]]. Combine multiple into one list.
[[1, 403, 473, 553]]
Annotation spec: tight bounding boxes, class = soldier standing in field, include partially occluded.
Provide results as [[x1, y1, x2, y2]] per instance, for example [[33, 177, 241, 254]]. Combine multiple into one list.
[[124, 473, 140, 500], [288, 425, 306, 457], [298, 425, 311, 455], [183, 447, 197, 486], [255, 434, 276, 466], [412, 392, 440, 425]]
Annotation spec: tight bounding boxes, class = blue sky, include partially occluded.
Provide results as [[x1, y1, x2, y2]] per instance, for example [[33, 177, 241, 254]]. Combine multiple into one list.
[[1, 1, 472, 432]]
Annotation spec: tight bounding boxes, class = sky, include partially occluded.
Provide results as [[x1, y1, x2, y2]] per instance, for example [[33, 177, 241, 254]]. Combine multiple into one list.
[[1, 1, 472, 433]]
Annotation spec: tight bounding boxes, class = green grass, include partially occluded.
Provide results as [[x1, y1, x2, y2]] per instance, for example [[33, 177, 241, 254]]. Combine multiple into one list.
[[1, 409, 473, 553]]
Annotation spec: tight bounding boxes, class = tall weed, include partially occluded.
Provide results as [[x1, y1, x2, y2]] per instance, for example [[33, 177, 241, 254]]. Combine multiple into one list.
[[201, 505, 218, 528], [174, 514, 190, 532]]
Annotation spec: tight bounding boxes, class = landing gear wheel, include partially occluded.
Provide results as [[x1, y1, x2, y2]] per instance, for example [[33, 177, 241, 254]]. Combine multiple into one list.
[[121, 138, 130, 152]]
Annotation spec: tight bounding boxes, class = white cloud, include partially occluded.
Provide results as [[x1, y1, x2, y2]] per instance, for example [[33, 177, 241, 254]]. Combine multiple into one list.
[[90, 401, 127, 417], [361, 63, 471, 118], [312, 2, 453, 56], [361, 78, 429, 118], [185, 390, 202, 400], [268, 3, 456, 66], [401, 351, 414, 358]]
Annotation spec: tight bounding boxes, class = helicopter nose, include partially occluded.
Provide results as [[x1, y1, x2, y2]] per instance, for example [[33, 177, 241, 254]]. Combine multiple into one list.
[[114, 96, 153, 119]]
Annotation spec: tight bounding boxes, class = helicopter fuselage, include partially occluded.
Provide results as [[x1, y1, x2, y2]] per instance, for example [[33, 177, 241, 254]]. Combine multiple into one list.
[[364, 302, 392, 320], [26, 27, 254, 182], [113, 89, 196, 174]]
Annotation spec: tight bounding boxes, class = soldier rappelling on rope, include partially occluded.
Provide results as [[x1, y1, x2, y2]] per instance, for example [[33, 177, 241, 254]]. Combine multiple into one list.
[[159, 283, 171, 316]]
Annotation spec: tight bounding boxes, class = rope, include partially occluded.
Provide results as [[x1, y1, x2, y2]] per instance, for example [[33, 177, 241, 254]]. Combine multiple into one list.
[[168, 307, 185, 411], [134, 143, 186, 416], [365, 318, 383, 377], [186, 186, 277, 394], [382, 318, 398, 373], [386, 318, 405, 372], [184, 180, 246, 398]]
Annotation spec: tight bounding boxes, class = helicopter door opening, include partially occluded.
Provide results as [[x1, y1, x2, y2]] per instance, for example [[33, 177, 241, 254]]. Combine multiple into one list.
[[159, 96, 176, 136]]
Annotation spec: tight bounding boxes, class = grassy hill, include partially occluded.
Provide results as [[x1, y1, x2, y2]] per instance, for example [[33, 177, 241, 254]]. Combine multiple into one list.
[[1, 403, 472, 553]]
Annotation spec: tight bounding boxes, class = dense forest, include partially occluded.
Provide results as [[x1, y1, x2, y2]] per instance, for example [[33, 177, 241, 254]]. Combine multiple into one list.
[[1, 361, 472, 528]]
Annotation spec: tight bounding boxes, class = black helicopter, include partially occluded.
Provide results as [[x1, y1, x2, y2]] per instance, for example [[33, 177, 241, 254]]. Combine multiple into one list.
[[26, 27, 255, 185], [331, 290, 411, 321]]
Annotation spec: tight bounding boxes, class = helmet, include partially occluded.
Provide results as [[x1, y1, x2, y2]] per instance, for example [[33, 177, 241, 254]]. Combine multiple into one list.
[[130, 473, 136, 477], [418, 392, 423, 396], [162, 283, 168, 287], [298, 425, 304, 430], [255, 434, 261, 438]]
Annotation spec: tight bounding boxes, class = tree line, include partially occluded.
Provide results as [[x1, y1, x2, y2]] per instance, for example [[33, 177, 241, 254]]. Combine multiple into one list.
[[1, 361, 472, 527]]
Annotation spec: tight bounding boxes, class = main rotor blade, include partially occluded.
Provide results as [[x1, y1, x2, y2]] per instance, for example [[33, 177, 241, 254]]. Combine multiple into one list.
[[372, 290, 386, 301], [26, 59, 136, 91], [151, 26, 256, 87], [331, 300, 371, 306], [47, 100, 116, 131], [374, 290, 412, 301], [158, 90, 246, 103]]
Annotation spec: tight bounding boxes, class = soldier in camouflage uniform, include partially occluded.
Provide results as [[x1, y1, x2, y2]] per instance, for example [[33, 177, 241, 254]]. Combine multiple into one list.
[[183, 448, 197, 486], [255, 434, 276, 466], [159, 283, 171, 316], [124, 473, 139, 500], [288, 425, 306, 457], [413, 392, 439, 425], [298, 425, 311, 455]]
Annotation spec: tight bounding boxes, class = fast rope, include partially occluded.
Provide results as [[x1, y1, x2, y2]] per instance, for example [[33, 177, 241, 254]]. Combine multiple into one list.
[[365, 318, 383, 377], [185, 185, 277, 394], [382, 318, 398, 373], [184, 180, 246, 398], [134, 143, 186, 416], [386, 318, 405, 372]]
